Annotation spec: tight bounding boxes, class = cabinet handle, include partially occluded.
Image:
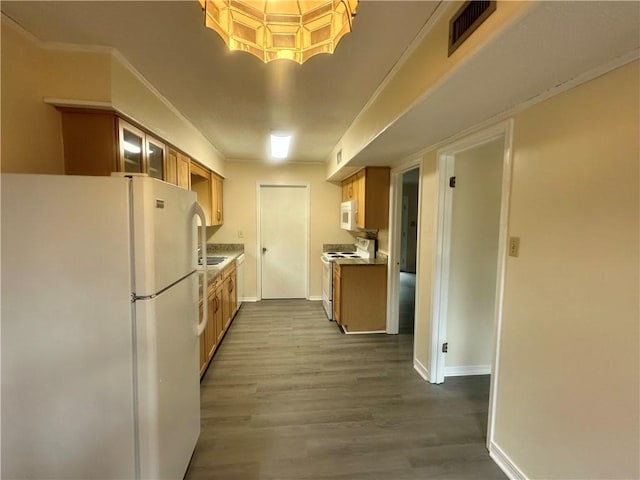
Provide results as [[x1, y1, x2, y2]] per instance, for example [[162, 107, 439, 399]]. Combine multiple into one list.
[[229, 280, 234, 292], [217, 210, 221, 221]]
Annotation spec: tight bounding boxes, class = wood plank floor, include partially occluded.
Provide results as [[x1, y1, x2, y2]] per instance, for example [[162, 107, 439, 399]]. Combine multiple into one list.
[[185, 299, 506, 480]]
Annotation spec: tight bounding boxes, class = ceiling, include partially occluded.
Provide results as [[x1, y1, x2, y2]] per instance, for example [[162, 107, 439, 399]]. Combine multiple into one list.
[[1, 0, 439, 164], [2, 1, 639, 170]]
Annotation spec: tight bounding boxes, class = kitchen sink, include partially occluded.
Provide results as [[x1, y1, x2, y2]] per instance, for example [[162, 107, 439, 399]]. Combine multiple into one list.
[[199, 256, 226, 266]]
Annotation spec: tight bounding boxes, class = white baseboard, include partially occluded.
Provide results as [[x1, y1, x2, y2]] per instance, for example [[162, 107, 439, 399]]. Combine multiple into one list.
[[490, 441, 527, 480], [241, 297, 320, 302], [307, 295, 323, 301], [413, 358, 430, 381], [342, 328, 386, 335], [444, 364, 491, 377]]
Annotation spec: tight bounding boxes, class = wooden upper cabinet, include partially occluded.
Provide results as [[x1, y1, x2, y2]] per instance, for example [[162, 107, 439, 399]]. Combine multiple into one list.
[[59, 109, 224, 226], [342, 175, 358, 202], [210, 172, 224, 226], [60, 110, 119, 176], [190, 161, 212, 225], [165, 148, 178, 185], [355, 170, 366, 228], [166, 148, 191, 189], [177, 152, 191, 189], [341, 167, 390, 230], [166, 147, 192, 189], [168, 150, 223, 227], [59, 109, 169, 181]]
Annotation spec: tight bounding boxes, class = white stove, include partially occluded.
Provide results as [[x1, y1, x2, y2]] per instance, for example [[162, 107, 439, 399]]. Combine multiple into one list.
[[321, 238, 376, 320], [321, 238, 376, 262], [322, 251, 360, 261]]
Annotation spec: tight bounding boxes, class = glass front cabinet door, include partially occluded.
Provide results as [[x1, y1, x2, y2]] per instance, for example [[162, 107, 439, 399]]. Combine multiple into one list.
[[118, 119, 145, 174], [146, 135, 166, 180]]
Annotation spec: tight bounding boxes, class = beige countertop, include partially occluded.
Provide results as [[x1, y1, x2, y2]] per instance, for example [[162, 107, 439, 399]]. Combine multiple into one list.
[[198, 250, 244, 291], [334, 257, 387, 266]]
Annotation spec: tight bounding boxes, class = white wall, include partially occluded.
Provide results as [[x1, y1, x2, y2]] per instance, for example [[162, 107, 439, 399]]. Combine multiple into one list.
[[446, 139, 503, 371], [207, 162, 353, 300]]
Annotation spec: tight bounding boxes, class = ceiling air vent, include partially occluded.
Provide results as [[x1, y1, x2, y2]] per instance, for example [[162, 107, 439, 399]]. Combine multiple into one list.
[[448, 0, 496, 56]]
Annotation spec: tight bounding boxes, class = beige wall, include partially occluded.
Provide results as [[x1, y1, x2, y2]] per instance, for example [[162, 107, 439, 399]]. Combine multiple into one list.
[[446, 139, 503, 369], [491, 60, 639, 479], [412, 61, 639, 477], [206, 162, 353, 300], [1, 15, 223, 175], [376, 228, 389, 255], [1, 19, 111, 173]]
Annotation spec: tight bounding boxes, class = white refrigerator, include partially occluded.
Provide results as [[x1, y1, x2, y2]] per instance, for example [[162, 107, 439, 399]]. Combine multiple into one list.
[[1, 173, 208, 479]]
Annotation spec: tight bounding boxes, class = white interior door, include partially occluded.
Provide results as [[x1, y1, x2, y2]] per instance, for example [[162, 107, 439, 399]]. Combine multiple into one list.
[[259, 185, 308, 299]]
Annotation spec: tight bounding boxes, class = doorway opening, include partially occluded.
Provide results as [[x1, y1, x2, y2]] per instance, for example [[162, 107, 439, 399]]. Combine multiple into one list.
[[430, 120, 513, 449], [387, 162, 422, 340], [399, 168, 420, 334]]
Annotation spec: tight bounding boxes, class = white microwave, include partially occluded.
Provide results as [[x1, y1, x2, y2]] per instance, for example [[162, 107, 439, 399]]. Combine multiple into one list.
[[340, 200, 357, 230]]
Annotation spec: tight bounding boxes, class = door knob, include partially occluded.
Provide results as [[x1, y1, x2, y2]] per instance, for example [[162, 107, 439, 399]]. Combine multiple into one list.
[[262, 247, 267, 254]]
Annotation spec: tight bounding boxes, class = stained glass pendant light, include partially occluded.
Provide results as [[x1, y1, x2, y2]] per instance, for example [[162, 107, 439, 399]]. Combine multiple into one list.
[[199, 0, 358, 64]]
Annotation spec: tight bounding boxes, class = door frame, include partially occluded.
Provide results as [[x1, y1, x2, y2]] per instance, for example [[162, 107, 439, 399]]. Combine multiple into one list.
[[256, 182, 310, 301], [428, 120, 514, 449], [387, 160, 423, 335]]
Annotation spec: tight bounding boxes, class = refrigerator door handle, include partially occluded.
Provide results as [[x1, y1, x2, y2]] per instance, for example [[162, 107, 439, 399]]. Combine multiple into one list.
[[193, 202, 208, 337]]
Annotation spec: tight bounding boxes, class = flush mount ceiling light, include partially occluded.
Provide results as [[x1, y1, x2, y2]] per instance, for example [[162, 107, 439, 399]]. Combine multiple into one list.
[[270, 133, 292, 159], [198, 0, 358, 64]]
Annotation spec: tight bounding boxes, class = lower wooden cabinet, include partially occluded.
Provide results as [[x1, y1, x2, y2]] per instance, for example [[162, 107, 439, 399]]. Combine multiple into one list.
[[333, 263, 342, 325], [205, 293, 217, 359], [199, 262, 240, 377], [199, 301, 208, 375], [332, 262, 387, 333], [214, 282, 225, 344], [222, 264, 237, 330]]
